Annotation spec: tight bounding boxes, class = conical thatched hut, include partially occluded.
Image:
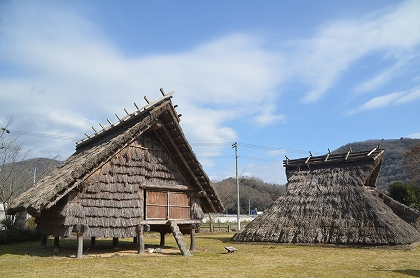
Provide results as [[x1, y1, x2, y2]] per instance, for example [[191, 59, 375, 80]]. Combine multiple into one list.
[[8, 89, 224, 257], [233, 147, 420, 245]]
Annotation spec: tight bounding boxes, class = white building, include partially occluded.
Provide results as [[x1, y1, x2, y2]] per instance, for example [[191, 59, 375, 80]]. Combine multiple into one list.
[[0, 203, 5, 230]]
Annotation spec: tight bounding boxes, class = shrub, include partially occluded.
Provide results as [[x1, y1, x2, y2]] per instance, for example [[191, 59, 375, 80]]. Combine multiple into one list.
[[0, 227, 41, 245], [388, 181, 420, 210]]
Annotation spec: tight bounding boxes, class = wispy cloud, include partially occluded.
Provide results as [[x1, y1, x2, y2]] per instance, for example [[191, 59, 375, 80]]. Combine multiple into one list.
[[293, 0, 420, 103], [347, 85, 420, 114], [0, 1, 285, 158], [251, 104, 285, 127], [353, 67, 396, 94]]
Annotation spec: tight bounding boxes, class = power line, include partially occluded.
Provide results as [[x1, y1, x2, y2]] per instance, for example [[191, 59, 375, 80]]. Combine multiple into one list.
[[9, 130, 81, 141], [191, 142, 323, 155], [7, 128, 321, 154], [8, 128, 325, 157]]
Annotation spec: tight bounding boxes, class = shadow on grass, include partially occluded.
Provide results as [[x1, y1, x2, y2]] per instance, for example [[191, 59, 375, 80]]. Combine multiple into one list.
[[392, 269, 420, 277], [197, 235, 234, 244], [0, 237, 182, 258]]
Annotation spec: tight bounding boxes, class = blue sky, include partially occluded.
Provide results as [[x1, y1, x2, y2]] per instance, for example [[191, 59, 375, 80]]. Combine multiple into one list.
[[1, 0, 420, 184]]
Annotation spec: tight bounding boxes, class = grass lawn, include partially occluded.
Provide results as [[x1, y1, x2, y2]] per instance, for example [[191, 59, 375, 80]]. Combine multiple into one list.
[[0, 232, 419, 277]]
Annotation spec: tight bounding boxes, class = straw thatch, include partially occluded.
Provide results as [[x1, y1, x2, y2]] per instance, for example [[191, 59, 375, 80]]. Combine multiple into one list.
[[8, 91, 224, 238], [233, 148, 420, 245]]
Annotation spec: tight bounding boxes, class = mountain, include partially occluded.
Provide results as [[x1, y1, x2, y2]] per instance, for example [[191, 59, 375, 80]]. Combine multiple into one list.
[[5, 137, 419, 208], [333, 138, 420, 191], [1, 157, 62, 198]]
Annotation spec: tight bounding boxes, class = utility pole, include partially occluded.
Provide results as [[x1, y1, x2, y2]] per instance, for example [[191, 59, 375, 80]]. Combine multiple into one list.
[[232, 142, 240, 231], [33, 167, 37, 186]]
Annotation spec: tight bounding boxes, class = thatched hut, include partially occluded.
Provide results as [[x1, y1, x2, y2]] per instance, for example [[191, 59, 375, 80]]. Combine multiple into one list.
[[233, 147, 420, 245], [7, 89, 224, 257]]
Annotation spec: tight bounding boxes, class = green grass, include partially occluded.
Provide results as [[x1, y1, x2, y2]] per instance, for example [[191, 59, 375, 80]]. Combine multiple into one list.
[[1, 232, 419, 277]]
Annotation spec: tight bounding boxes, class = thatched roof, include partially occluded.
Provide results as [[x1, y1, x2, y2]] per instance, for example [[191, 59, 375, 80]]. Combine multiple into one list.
[[8, 90, 224, 217], [233, 147, 420, 245]]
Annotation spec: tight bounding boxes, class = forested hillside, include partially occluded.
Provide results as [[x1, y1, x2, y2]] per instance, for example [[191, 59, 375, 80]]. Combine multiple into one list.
[[212, 177, 286, 214], [4, 158, 61, 199], [333, 138, 420, 191], [7, 138, 419, 213]]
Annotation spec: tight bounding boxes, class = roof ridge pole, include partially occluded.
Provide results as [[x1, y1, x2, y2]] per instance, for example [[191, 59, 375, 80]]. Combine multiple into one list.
[[160, 88, 166, 96], [305, 151, 312, 164], [325, 149, 331, 162], [232, 142, 240, 231], [345, 146, 352, 160], [367, 143, 380, 157]]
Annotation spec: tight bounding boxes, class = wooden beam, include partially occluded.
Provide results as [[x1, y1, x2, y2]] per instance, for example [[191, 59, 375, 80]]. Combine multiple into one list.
[[156, 125, 217, 212], [141, 183, 194, 191]]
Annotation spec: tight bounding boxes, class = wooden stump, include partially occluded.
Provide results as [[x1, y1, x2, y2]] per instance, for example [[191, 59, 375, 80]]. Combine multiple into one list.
[[113, 237, 119, 250], [136, 224, 144, 254], [53, 236, 59, 253], [190, 229, 196, 251], [40, 234, 47, 249]]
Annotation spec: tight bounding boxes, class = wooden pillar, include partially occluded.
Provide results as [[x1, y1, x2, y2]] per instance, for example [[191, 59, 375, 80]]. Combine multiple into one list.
[[76, 232, 83, 259], [160, 231, 165, 247], [53, 236, 60, 253], [91, 237, 96, 246], [73, 224, 88, 259], [136, 225, 144, 254], [190, 229, 196, 251], [113, 237, 119, 250], [40, 234, 47, 249]]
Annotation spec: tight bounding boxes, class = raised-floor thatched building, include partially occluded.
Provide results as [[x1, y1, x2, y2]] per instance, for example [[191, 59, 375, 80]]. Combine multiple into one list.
[[8, 89, 224, 257], [233, 147, 420, 245]]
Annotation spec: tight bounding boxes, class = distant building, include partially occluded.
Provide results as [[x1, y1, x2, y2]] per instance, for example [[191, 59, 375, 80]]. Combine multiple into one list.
[[0, 203, 5, 230]]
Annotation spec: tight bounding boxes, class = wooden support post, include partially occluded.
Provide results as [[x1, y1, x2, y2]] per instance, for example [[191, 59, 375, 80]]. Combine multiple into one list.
[[41, 234, 47, 249], [160, 231, 165, 247], [136, 225, 144, 254], [190, 229, 196, 251], [133, 236, 137, 244], [73, 224, 88, 259], [91, 237, 96, 246], [113, 237, 119, 250], [76, 232, 83, 259], [53, 236, 59, 253]]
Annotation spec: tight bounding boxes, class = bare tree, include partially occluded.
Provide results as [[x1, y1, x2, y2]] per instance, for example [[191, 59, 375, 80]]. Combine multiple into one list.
[[0, 116, 31, 229]]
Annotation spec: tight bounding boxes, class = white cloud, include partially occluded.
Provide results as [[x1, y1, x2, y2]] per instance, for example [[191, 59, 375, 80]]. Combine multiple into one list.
[[0, 1, 286, 162], [359, 92, 404, 111], [407, 133, 420, 139], [346, 92, 402, 115], [251, 104, 285, 127], [347, 85, 420, 114], [396, 86, 420, 104], [266, 149, 288, 157], [293, 0, 420, 102], [353, 68, 395, 94]]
